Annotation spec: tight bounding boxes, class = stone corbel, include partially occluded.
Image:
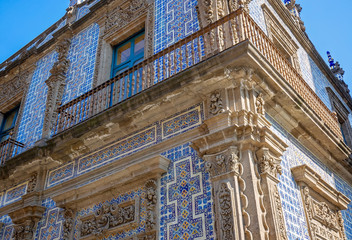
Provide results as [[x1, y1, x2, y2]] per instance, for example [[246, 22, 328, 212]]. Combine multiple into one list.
[[292, 164, 350, 240], [42, 37, 71, 138], [9, 204, 46, 240]]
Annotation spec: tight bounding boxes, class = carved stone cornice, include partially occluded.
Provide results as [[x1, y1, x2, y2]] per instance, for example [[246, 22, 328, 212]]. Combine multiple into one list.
[[291, 164, 350, 210]]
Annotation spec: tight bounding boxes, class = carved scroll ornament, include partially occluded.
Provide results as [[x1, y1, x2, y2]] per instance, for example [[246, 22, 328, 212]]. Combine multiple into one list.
[[80, 201, 136, 237]]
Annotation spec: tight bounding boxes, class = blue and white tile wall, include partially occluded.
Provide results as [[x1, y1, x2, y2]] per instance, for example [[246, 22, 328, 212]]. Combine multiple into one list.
[[154, 0, 199, 54], [268, 115, 352, 240], [159, 143, 215, 240], [0, 215, 12, 240], [17, 51, 58, 149], [61, 23, 100, 105]]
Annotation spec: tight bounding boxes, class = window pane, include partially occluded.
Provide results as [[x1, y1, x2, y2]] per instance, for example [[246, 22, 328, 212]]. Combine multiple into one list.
[[117, 42, 131, 65], [134, 34, 145, 55], [3, 111, 16, 131]]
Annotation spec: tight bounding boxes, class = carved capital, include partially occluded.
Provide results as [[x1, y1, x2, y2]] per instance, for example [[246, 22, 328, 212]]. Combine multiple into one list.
[[62, 208, 75, 240], [12, 219, 35, 240], [256, 147, 282, 177], [204, 146, 241, 178]]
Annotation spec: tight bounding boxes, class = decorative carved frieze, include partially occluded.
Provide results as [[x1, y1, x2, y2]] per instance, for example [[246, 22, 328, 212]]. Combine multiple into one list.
[[0, 71, 29, 111], [80, 200, 137, 238], [292, 164, 350, 240], [105, 0, 148, 37]]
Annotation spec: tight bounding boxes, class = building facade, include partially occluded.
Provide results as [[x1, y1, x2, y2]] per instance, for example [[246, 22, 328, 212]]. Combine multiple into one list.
[[0, 0, 351, 239]]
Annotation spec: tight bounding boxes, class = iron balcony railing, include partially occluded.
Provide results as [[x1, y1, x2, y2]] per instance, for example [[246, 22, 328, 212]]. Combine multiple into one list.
[[0, 135, 24, 165], [52, 8, 343, 141]]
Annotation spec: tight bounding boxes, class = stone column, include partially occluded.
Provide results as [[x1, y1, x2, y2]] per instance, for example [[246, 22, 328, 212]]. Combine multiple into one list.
[[192, 67, 288, 239], [42, 37, 71, 138]]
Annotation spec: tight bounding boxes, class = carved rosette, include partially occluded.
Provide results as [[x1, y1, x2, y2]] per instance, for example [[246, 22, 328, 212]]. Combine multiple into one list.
[[204, 146, 241, 178]]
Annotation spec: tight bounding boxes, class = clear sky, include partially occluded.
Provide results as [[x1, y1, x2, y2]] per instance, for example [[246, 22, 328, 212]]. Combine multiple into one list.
[[0, 0, 351, 86]]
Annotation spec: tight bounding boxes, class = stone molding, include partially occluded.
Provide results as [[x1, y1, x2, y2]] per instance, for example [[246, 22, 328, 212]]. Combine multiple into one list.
[[292, 164, 350, 240]]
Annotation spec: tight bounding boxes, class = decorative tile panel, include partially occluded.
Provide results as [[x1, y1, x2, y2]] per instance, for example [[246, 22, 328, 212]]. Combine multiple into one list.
[[268, 115, 352, 240], [78, 125, 157, 174], [47, 162, 75, 188], [159, 143, 215, 240], [3, 182, 27, 206], [61, 23, 100, 105], [17, 51, 58, 149], [161, 105, 202, 139], [154, 0, 199, 53], [46, 104, 204, 189]]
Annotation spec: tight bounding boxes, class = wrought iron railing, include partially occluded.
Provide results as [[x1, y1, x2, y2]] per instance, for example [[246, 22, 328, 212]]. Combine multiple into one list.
[[52, 8, 343, 140], [0, 136, 24, 165]]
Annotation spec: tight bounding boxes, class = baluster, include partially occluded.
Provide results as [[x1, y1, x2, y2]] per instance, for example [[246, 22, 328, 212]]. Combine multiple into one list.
[[141, 64, 146, 90]]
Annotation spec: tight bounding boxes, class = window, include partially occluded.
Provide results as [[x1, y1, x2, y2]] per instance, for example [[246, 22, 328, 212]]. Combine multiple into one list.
[[0, 106, 20, 142], [111, 31, 145, 77], [327, 87, 352, 147]]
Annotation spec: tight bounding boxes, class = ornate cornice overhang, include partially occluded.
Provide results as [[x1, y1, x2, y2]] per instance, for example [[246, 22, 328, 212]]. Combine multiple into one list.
[[291, 164, 350, 210], [265, 0, 352, 110]]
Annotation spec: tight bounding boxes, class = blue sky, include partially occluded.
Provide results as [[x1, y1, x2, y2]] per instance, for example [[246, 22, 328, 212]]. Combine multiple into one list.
[[0, 0, 351, 86]]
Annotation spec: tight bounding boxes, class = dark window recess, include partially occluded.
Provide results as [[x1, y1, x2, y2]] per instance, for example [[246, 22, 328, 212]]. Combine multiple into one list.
[[0, 106, 20, 142]]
